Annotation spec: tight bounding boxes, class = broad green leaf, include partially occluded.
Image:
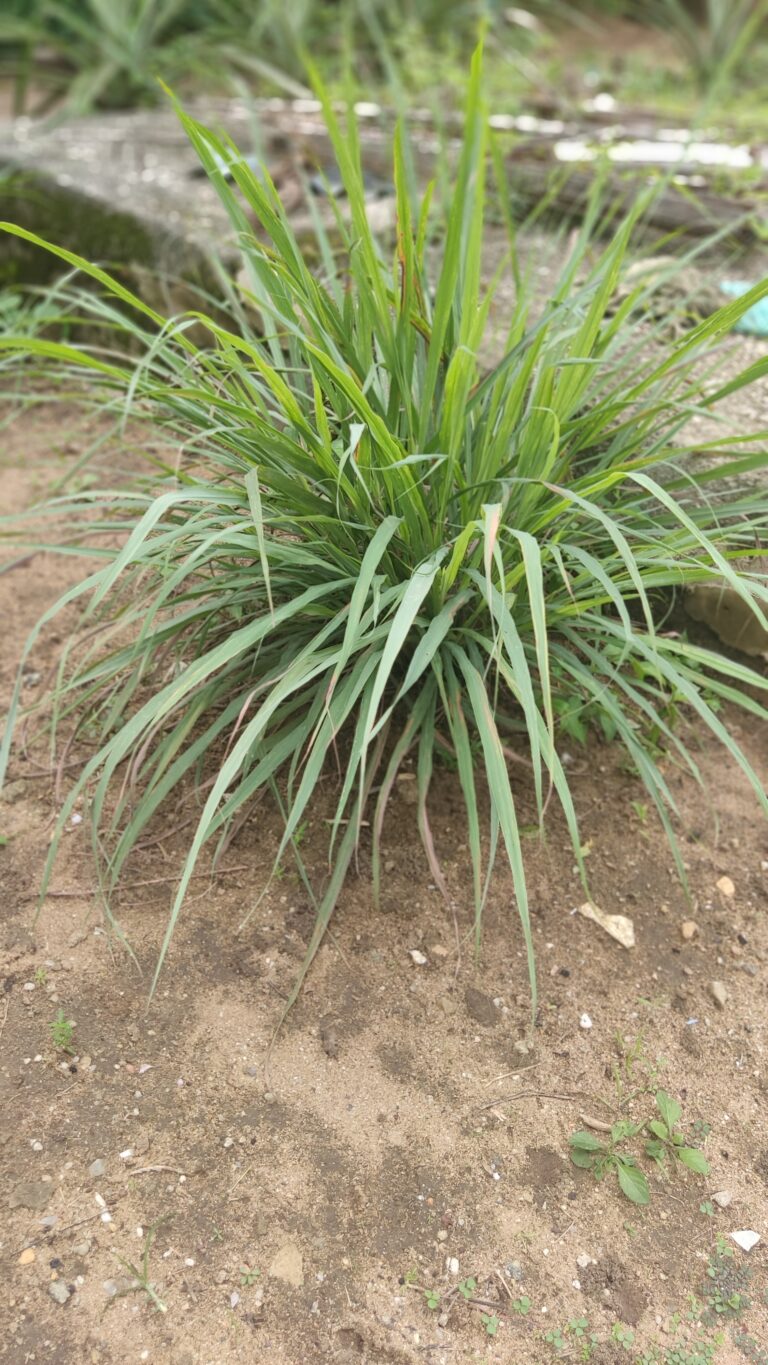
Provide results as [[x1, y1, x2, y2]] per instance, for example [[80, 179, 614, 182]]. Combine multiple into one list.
[[616, 1161, 650, 1206]]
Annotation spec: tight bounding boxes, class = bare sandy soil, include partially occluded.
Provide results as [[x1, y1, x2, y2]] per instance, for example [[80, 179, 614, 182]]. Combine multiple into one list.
[[1, 401, 767, 1365]]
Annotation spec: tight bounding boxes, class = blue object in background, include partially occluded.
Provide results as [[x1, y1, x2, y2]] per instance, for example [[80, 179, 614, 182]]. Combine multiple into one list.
[[720, 280, 768, 337]]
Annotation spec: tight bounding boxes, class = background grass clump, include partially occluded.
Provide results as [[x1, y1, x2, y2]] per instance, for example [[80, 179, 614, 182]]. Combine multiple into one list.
[[2, 0, 768, 117], [2, 48, 768, 1011]]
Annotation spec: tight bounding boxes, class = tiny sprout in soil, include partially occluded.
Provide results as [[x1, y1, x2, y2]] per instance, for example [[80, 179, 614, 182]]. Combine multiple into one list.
[[110, 1220, 167, 1314], [49, 1009, 75, 1053]]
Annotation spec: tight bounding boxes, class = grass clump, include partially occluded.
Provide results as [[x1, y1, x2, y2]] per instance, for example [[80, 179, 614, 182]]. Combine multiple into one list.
[[1, 47, 768, 1013]]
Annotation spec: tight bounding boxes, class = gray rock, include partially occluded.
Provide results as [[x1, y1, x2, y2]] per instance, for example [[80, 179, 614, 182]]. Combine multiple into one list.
[[464, 985, 499, 1028], [103, 1275, 136, 1297], [506, 1261, 524, 1282], [49, 1280, 71, 1305], [88, 1158, 106, 1178], [9, 1180, 51, 1211]]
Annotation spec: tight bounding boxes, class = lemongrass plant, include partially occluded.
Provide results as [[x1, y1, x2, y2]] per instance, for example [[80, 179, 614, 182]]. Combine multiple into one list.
[[2, 47, 768, 1016]]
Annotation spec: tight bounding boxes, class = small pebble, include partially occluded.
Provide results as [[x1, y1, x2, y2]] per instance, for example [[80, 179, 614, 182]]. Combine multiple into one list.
[[18, 1248, 35, 1266], [576, 1253, 594, 1270], [709, 981, 728, 1009], [49, 1280, 71, 1305], [506, 1261, 524, 1282], [716, 875, 735, 898], [731, 1230, 760, 1252], [88, 1159, 106, 1179], [447, 1257, 459, 1276], [579, 1013, 593, 1030], [712, 1190, 733, 1209], [680, 920, 698, 941], [409, 950, 428, 966]]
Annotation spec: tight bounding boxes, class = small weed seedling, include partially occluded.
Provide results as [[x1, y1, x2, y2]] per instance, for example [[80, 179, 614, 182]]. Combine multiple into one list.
[[481, 1312, 499, 1336], [569, 1090, 709, 1205], [733, 1330, 768, 1365], [644, 1092, 710, 1178], [569, 1123, 650, 1205], [424, 1288, 441, 1311], [701, 1238, 751, 1323], [545, 1317, 598, 1358], [636, 1341, 720, 1365], [544, 1325, 567, 1352], [34, 966, 47, 986], [611, 1322, 635, 1351], [512, 1295, 532, 1315], [49, 1009, 75, 1054], [612, 1032, 667, 1106], [458, 1277, 477, 1301], [700, 1201, 715, 1217], [240, 1265, 260, 1287], [111, 1220, 167, 1314]]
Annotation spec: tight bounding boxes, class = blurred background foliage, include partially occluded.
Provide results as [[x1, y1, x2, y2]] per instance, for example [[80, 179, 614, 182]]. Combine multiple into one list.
[[0, 1, 767, 121]]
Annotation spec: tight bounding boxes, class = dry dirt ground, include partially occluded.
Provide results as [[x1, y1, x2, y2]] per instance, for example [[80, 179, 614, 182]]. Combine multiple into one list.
[[1, 399, 767, 1365]]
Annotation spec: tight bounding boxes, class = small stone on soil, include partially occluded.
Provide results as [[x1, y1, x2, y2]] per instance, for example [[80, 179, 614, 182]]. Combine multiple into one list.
[[18, 1248, 35, 1266], [88, 1159, 106, 1178], [712, 1190, 733, 1208], [730, 1230, 760, 1252], [49, 1280, 71, 1305], [716, 875, 735, 898], [579, 1013, 593, 1030], [9, 1180, 52, 1211], [464, 985, 499, 1027], [709, 980, 728, 1009], [409, 949, 428, 966], [681, 920, 699, 940]]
